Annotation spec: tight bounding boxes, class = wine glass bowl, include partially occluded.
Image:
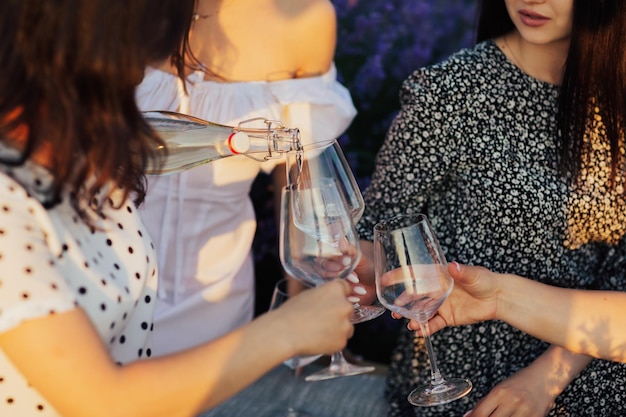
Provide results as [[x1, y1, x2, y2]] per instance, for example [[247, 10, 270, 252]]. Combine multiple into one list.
[[374, 214, 472, 406], [377, 266, 453, 324], [280, 183, 361, 287], [285, 140, 383, 322], [285, 140, 365, 224]]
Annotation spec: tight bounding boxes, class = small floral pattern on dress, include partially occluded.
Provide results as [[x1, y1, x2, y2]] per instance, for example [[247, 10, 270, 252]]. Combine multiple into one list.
[[357, 40, 626, 417]]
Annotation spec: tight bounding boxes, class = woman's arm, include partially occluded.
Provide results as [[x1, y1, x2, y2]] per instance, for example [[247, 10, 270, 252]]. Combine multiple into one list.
[[419, 262, 626, 363], [0, 280, 354, 417], [469, 347, 592, 417]]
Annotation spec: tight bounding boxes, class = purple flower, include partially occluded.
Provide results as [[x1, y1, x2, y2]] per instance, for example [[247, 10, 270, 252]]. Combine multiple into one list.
[[332, 0, 477, 185]]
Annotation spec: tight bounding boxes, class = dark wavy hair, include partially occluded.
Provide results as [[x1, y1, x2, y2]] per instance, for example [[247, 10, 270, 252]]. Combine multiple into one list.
[[0, 0, 196, 216], [476, 0, 626, 186]]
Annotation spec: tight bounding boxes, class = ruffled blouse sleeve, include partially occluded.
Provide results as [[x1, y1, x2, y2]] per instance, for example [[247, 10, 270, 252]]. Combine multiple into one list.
[[135, 67, 187, 112], [0, 174, 76, 333]]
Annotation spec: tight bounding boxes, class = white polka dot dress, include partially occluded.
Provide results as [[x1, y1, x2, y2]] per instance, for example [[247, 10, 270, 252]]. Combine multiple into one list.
[[357, 40, 626, 416], [0, 156, 158, 416]]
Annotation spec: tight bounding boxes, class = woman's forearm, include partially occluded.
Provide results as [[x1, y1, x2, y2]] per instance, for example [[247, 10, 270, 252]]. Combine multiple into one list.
[[1, 280, 353, 417], [497, 274, 626, 362], [530, 346, 592, 398], [1, 308, 299, 417]]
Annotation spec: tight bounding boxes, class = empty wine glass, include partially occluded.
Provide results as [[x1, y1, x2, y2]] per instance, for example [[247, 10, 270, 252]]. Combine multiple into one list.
[[279, 184, 375, 381], [373, 214, 472, 406], [285, 140, 364, 221], [285, 139, 384, 322], [267, 279, 321, 417]]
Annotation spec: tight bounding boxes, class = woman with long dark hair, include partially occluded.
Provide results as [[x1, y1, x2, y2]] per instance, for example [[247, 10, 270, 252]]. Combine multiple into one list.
[[0, 1, 355, 416], [356, 0, 626, 415]]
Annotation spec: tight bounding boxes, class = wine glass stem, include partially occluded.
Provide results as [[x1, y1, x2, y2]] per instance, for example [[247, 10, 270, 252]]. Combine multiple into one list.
[[418, 321, 445, 386], [289, 366, 301, 410], [329, 351, 349, 372], [293, 364, 303, 381]]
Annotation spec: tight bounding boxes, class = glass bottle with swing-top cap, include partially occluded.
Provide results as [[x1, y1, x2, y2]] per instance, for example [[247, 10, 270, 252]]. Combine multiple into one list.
[[144, 111, 302, 175]]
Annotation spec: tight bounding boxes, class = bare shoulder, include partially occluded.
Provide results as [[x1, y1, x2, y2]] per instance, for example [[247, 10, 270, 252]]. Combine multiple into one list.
[[275, 0, 337, 76], [192, 0, 337, 80], [270, 0, 335, 35]]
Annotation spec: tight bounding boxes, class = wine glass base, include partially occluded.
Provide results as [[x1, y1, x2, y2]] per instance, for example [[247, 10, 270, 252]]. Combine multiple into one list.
[[264, 407, 314, 417], [407, 378, 472, 407], [351, 305, 385, 324], [304, 363, 375, 382]]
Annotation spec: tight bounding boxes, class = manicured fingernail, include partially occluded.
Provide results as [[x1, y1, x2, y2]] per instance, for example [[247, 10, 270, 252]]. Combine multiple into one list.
[[451, 261, 461, 272], [348, 296, 360, 303], [342, 257, 352, 266], [406, 322, 414, 331], [353, 285, 367, 295], [346, 273, 359, 284], [463, 411, 473, 417]]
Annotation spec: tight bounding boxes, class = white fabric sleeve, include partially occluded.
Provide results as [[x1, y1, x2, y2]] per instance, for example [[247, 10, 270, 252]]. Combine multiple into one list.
[[0, 178, 76, 333], [135, 67, 187, 112]]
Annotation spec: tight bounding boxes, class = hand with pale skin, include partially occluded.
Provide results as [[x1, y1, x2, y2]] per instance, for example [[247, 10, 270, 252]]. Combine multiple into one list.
[[272, 280, 356, 355], [469, 368, 555, 417], [1, 279, 355, 417], [406, 262, 498, 333], [376, 259, 595, 417], [462, 346, 591, 417], [408, 262, 626, 363]]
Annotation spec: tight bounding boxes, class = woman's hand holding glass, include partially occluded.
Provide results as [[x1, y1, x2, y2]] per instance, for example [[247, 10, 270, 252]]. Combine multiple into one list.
[[374, 214, 472, 406], [281, 182, 361, 286], [268, 278, 355, 358], [407, 262, 500, 336]]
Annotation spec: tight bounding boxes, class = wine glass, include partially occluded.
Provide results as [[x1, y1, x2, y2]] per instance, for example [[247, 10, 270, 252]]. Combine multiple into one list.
[[285, 139, 384, 322], [267, 279, 321, 417], [279, 183, 375, 381], [373, 213, 472, 406]]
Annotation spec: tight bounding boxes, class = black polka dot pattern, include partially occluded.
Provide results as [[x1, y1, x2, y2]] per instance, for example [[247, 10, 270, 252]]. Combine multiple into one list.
[[357, 41, 626, 416], [0, 161, 158, 416]]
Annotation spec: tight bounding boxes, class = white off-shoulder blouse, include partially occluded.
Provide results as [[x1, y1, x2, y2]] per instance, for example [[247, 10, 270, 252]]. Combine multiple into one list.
[[136, 65, 356, 356]]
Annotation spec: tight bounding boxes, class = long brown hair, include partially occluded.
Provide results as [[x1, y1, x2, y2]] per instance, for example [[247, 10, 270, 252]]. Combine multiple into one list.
[[0, 0, 195, 215], [476, 0, 626, 186]]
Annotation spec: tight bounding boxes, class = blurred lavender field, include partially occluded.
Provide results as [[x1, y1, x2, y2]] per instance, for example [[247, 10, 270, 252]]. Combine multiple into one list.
[[252, 0, 477, 363]]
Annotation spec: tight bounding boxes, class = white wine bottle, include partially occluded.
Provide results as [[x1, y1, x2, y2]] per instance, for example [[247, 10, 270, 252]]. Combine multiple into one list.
[[143, 111, 302, 175]]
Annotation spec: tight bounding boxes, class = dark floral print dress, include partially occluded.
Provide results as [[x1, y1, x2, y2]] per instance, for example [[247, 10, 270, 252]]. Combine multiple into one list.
[[357, 40, 626, 417]]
